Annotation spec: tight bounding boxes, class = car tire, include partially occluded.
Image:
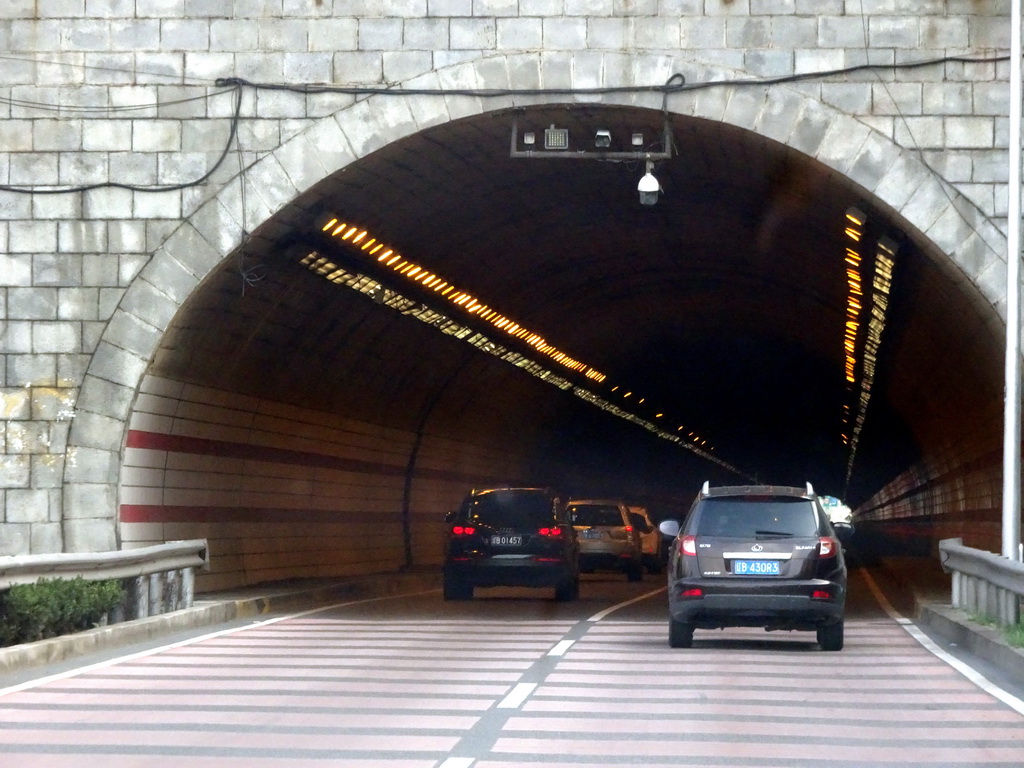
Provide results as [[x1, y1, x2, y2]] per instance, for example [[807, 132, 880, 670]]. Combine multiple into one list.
[[817, 620, 844, 651], [443, 576, 473, 601], [554, 577, 579, 602], [669, 617, 694, 648]]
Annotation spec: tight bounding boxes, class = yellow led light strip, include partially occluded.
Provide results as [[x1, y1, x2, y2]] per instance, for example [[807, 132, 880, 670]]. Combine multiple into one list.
[[841, 207, 866, 445], [298, 250, 746, 477], [317, 217, 720, 454], [844, 237, 896, 486], [321, 218, 606, 383]]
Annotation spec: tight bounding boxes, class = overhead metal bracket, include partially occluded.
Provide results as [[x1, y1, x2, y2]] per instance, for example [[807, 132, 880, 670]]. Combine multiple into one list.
[[509, 115, 673, 161]]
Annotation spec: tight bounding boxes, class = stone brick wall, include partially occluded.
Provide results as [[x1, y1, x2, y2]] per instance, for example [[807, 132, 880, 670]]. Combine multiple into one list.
[[0, 3, 1012, 559]]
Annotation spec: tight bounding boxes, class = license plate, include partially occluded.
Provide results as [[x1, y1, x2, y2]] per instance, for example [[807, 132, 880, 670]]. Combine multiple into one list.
[[733, 559, 780, 576], [490, 535, 523, 546], [581, 530, 603, 539]]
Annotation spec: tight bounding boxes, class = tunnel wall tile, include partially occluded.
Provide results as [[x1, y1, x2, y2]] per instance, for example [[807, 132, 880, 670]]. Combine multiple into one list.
[[119, 374, 529, 590]]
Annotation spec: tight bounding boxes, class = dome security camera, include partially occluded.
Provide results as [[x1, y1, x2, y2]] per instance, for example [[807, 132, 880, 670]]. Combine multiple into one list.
[[638, 169, 661, 206]]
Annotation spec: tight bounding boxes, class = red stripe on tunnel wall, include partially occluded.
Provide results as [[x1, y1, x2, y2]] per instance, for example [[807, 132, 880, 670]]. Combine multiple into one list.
[[124, 429, 499, 484], [125, 430, 408, 476], [119, 505, 389, 524]]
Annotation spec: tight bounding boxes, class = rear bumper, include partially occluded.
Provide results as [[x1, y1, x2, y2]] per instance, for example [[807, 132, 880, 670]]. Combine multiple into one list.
[[668, 579, 846, 630], [580, 551, 640, 571], [444, 558, 576, 588]]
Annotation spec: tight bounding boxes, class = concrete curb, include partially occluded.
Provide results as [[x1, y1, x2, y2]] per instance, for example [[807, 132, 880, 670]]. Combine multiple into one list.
[[0, 570, 441, 673], [917, 601, 1024, 690]]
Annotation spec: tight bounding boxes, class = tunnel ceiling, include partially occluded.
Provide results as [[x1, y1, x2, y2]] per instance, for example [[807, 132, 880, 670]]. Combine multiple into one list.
[[153, 104, 1006, 507]]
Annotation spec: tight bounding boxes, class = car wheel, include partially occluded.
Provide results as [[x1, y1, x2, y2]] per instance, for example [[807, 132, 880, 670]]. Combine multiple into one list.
[[554, 577, 579, 602], [817, 620, 844, 651], [669, 617, 694, 648], [443, 576, 473, 601]]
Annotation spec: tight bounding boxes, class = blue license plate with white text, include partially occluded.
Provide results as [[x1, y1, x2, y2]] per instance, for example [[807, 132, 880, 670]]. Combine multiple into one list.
[[733, 559, 780, 576]]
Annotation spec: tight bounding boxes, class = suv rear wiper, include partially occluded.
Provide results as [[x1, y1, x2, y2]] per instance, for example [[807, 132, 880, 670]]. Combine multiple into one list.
[[755, 529, 795, 537]]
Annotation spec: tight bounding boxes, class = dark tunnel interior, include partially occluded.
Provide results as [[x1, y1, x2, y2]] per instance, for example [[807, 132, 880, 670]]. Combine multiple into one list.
[[150, 104, 1006, 524]]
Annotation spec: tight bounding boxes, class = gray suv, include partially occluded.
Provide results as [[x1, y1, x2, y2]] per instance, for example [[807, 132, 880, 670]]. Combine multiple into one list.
[[659, 482, 849, 650]]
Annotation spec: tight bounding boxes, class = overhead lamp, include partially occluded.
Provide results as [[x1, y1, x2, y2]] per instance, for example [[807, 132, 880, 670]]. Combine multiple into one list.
[[638, 160, 661, 206], [523, 131, 535, 146], [631, 132, 644, 146], [594, 129, 612, 148], [544, 124, 569, 150]]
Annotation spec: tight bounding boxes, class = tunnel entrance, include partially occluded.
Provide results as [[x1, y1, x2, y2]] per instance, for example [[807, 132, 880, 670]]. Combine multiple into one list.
[[121, 105, 1006, 588]]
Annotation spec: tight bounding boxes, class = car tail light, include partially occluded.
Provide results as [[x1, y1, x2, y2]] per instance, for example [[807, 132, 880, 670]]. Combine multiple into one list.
[[818, 536, 839, 558], [679, 535, 697, 557], [624, 525, 634, 532], [538, 527, 563, 537], [452, 525, 476, 536], [812, 589, 832, 600], [680, 587, 703, 598]]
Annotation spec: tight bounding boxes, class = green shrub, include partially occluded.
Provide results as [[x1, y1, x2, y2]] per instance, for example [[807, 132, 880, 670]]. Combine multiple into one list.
[[0, 577, 124, 647]]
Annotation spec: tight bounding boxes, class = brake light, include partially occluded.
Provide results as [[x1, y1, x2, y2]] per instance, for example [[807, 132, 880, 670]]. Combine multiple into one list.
[[680, 587, 703, 598], [812, 590, 832, 600], [452, 525, 476, 536], [679, 535, 697, 556], [538, 527, 563, 537], [625, 525, 634, 532], [818, 536, 838, 558]]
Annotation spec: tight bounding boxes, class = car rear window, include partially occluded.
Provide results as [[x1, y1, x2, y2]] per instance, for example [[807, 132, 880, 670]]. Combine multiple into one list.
[[464, 491, 555, 527], [695, 498, 818, 538], [570, 505, 624, 527]]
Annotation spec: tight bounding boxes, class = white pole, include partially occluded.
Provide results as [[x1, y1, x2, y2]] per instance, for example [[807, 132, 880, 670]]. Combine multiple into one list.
[[1004, 0, 1023, 561]]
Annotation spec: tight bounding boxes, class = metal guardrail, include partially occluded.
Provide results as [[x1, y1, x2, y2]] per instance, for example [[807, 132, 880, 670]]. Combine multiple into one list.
[[939, 537, 1023, 627], [0, 540, 209, 622]]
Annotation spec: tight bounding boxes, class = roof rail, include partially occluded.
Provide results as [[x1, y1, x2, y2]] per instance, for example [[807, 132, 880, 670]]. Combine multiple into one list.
[[701, 480, 710, 495], [806, 482, 815, 495]]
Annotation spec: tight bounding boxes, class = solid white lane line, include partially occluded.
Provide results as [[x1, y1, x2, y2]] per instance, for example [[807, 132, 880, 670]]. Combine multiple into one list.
[[497, 682, 537, 709], [438, 759, 476, 768], [587, 586, 666, 622], [861, 569, 1024, 716], [0, 588, 440, 698], [548, 639, 575, 656]]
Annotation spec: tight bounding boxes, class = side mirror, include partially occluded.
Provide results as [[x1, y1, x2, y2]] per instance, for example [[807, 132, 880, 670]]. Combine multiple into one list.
[[659, 519, 681, 538]]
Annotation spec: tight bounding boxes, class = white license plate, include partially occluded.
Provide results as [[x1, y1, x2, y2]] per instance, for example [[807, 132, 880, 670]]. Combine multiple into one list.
[[733, 559, 780, 575], [490, 535, 523, 546], [581, 530, 603, 539]]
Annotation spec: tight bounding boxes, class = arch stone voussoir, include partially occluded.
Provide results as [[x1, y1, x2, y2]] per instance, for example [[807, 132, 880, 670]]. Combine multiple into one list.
[[846, 132, 904, 195]]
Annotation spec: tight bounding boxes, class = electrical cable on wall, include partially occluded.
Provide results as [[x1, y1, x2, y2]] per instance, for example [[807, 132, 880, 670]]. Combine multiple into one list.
[[0, 53, 1009, 196]]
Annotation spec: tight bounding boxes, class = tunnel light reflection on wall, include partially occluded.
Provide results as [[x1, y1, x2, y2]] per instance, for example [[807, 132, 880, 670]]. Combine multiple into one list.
[[840, 204, 897, 488], [306, 216, 735, 475], [298, 247, 743, 477], [320, 218, 606, 384]]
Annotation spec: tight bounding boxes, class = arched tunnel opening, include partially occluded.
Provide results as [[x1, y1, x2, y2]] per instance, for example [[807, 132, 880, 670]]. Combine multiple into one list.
[[124, 105, 1007, 589]]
